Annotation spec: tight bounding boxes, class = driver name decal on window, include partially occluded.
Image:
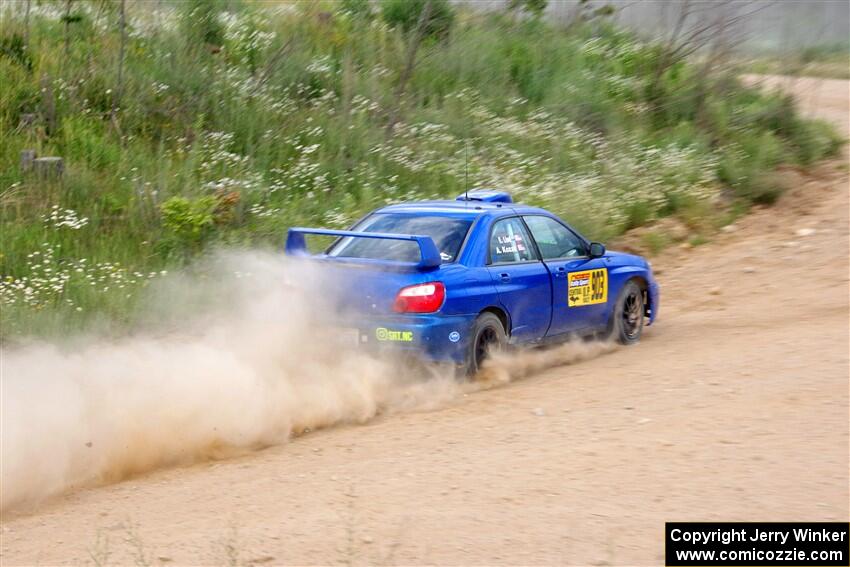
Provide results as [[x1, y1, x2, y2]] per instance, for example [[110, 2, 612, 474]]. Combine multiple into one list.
[[490, 218, 536, 263], [567, 268, 608, 307], [495, 234, 526, 256]]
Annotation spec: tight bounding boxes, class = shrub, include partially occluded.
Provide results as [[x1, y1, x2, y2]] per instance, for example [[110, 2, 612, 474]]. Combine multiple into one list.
[[746, 172, 787, 205], [160, 196, 218, 250], [180, 0, 225, 50], [0, 34, 32, 71], [789, 119, 845, 165], [381, 0, 455, 39], [717, 130, 786, 202]]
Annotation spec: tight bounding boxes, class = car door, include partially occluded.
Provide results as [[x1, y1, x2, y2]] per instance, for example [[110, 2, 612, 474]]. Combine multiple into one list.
[[486, 217, 552, 343], [523, 215, 608, 337]]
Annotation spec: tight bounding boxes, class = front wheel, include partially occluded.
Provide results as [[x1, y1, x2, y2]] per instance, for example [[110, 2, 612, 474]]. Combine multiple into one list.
[[464, 312, 507, 376], [606, 280, 645, 345]]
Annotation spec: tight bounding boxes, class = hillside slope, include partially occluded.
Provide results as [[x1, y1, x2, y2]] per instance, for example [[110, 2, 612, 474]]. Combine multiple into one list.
[[0, 1, 842, 337]]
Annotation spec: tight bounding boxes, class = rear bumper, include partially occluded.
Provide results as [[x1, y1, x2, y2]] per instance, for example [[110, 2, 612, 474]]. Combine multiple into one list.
[[343, 313, 476, 364]]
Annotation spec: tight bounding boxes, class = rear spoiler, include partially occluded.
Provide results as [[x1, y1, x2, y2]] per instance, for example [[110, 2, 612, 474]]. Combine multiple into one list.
[[285, 227, 442, 271]]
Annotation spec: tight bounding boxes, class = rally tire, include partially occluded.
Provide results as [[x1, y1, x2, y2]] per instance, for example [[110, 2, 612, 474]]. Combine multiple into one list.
[[465, 313, 507, 376], [606, 280, 645, 345]]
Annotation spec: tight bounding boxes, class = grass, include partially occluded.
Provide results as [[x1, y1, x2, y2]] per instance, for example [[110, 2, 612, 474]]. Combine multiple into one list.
[[738, 43, 850, 80], [0, 0, 843, 339], [688, 234, 709, 247], [640, 231, 672, 255]]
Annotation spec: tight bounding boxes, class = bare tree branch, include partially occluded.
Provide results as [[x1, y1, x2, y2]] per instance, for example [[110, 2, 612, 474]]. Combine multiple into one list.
[[64, 0, 73, 57], [111, 0, 127, 136], [23, 0, 31, 48], [250, 37, 295, 96], [385, 0, 434, 138], [647, 0, 775, 115]]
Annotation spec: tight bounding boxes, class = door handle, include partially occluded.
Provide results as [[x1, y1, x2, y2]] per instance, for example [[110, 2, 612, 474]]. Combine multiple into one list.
[[499, 273, 511, 283], [554, 266, 567, 278]]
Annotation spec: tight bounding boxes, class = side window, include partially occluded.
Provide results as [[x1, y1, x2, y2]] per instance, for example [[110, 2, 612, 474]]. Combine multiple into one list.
[[489, 218, 538, 264], [523, 216, 586, 259]]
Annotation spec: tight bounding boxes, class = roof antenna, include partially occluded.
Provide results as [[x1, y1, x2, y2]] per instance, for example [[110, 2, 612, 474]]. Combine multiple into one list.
[[464, 140, 469, 204]]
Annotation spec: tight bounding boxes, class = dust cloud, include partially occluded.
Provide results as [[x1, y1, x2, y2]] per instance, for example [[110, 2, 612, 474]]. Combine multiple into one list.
[[0, 252, 612, 511], [479, 339, 616, 386]]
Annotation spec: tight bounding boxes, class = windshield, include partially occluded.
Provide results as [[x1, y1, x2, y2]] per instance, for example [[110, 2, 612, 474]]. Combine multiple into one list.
[[327, 214, 472, 263]]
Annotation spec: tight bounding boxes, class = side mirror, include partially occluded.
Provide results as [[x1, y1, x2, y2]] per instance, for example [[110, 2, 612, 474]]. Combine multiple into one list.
[[589, 242, 606, 258]]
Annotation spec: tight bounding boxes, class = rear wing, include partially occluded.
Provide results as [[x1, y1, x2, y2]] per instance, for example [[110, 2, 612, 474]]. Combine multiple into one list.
[[285, 227, 442, 271]]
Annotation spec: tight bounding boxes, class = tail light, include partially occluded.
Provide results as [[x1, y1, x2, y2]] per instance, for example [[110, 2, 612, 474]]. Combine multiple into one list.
[[393, 282, 445, 313]]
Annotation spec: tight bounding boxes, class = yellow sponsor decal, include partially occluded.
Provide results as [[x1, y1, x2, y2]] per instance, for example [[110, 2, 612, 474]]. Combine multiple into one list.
[[567, 268, 608, 307], [375, 327, 414, 342]]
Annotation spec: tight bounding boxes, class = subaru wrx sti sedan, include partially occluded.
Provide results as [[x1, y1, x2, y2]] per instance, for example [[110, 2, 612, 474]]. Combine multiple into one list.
[[286, 191, 659, 374]]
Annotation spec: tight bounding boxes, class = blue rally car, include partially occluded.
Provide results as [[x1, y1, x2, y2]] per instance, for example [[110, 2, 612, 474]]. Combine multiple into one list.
[[286, 190, 659, 374]]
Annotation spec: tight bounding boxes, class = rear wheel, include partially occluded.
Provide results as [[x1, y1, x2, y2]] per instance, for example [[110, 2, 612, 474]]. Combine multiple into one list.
[[465, 312, 507, 376], [606, 280, 645, 345]]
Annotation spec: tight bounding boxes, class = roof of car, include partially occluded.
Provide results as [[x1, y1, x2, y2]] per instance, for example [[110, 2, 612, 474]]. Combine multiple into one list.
[[376, 200, 549, 217]]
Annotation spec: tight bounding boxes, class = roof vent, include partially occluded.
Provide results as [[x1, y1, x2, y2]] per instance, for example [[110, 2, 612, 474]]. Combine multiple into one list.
[[455, 190, 513, 204]]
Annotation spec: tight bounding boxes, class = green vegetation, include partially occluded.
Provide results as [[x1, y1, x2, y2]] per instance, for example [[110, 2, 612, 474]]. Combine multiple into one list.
[[739, 43, 850, 80], [640, 231, 672, 255], [0, 1, 843, 338]]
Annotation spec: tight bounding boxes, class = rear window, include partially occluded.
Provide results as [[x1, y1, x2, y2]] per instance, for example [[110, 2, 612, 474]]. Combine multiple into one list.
[[328, 214, 472, 263]]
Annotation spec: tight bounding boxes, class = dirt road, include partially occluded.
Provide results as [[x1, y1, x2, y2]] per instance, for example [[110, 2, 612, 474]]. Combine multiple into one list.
[[1, 77, 847, 566]]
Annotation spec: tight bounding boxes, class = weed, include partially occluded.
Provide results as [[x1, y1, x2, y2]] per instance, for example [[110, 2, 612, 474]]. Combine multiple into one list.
[[641, 231, 671, 255]]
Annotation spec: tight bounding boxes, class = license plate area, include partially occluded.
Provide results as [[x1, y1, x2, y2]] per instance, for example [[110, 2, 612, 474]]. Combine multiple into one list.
[[341, 328, 361, 347]]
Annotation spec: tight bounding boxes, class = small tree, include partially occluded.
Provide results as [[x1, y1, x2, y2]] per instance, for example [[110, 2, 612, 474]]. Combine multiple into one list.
[[381, 0, 454, 40], [61, 0, 84, 56], [110, 0, 127, 134], [382, 0, 455, 136]]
